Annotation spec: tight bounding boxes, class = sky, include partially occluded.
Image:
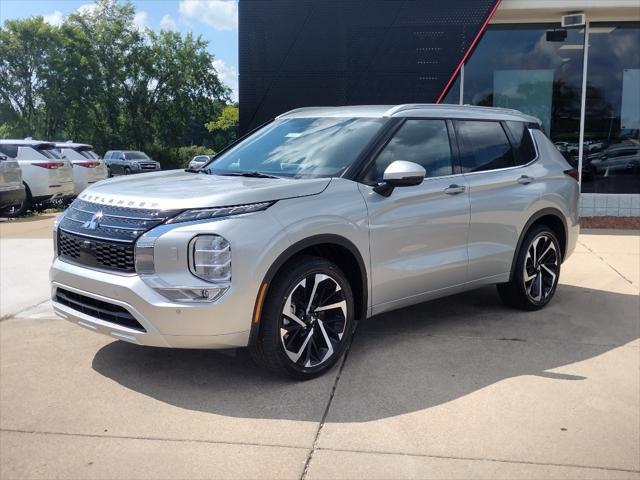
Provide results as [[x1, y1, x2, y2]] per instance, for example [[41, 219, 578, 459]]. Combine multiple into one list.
[[0, 0, 239, 100]]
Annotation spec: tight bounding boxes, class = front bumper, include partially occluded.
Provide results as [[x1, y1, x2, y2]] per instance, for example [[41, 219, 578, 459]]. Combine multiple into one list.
[[50, 258, 251, 349]]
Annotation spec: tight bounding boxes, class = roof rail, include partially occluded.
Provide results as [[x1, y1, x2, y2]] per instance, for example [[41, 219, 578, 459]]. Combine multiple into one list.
[[382, 104, 439, 116], [276, 107, 324, 119]]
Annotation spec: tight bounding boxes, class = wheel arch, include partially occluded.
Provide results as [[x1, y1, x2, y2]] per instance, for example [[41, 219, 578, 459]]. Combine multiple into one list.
[[509, 207, 568, 281], [249, 234, 368, 346]]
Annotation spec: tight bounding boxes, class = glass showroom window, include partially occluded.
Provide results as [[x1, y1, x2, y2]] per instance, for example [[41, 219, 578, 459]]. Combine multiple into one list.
[[582, 23, 640, 195], [462, 24, 585, 168]]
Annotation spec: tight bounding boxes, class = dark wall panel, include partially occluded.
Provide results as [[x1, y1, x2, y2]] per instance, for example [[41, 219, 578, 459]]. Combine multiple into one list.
[[239, 0, 500, 133]]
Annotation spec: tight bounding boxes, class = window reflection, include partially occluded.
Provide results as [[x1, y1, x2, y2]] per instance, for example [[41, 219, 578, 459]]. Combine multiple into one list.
[[463, 24, 585, 150], [582, 23, 640, 194]]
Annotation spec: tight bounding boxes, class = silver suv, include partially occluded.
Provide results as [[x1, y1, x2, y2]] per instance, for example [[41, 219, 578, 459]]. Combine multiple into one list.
[[50, 105, 579, 379]]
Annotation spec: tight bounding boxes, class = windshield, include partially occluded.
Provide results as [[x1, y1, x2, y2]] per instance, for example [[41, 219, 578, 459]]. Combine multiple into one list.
[[204, 117, 385, 178], [126, 151, 150, 160]]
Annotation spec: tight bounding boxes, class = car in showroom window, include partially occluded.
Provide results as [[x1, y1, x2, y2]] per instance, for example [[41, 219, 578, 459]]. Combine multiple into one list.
[[50, 105, 579, 380]]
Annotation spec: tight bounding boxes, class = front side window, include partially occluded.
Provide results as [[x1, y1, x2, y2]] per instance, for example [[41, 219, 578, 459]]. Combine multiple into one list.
[[455, 120, 515, 172], [205, 117, 385, 178], [364, 119, 453, 183]]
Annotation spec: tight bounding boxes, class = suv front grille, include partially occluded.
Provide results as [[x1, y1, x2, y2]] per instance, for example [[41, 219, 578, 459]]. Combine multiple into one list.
[[59, 230, 135, 273], [55, 288, 145, 332], [56, 198, 181, 273], [139, 162, 158, 171]]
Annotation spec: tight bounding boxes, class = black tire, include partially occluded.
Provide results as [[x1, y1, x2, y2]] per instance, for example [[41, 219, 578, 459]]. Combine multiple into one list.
[[497, 225, 561, 311], [124, 167, 131, 175], [250, 255, 356, 380], [1, 183, 32, 218], [107, 168, 113, 178]]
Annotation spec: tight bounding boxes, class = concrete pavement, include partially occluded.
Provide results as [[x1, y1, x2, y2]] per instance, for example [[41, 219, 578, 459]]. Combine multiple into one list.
[[0, 217, 638, 479], [0, 215, 57, 318]]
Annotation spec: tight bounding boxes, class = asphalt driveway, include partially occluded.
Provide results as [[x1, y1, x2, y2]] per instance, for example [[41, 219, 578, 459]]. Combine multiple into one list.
[[1, 216, 638, 479]]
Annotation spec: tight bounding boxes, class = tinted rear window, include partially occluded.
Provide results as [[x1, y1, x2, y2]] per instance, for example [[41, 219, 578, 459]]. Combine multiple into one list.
[[455, 120, 515, 172], [505, 121, 537, 165], [38, 146, 63, 159]]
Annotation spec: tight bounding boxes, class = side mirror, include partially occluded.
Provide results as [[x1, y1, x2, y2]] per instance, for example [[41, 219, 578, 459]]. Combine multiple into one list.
[[373, 160, 426, 197]]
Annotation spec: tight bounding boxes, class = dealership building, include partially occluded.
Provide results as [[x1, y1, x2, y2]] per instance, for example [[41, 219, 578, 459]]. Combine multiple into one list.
[[239, 0, 640, 224]]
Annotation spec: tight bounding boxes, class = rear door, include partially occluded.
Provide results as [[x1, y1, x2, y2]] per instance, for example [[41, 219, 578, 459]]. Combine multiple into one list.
[[111, 151, 124, 174], [455, 120, 540, 282], [360, 118, 470, 312]]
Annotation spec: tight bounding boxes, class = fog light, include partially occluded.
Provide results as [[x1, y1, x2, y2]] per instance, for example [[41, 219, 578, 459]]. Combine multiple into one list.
[[189, 235, 231, 283], [155, 287, 227, 302]]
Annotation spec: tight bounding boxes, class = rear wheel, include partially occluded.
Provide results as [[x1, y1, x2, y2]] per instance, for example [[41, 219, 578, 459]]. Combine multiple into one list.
[[250, 256, 355, 380], [497, 225, 561, 310]]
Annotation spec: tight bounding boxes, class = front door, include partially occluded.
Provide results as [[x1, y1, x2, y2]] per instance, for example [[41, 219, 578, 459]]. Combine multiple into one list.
[[360, 119, 470, 313]]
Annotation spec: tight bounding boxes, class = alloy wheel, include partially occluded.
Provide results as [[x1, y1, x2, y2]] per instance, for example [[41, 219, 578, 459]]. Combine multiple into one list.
[[523, 233, 559, 303], [280, 273, 348, 368]]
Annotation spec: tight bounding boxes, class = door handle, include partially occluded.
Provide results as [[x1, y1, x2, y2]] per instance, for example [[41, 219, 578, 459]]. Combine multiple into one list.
[[444, 184, 466, 195], [517, 175, 534, 185]]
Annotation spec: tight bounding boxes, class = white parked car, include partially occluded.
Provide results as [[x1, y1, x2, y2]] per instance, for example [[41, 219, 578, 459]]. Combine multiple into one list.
[[188, 155, 213, 170], [55, 142, 108, 195], [0, 139, 74, 216]]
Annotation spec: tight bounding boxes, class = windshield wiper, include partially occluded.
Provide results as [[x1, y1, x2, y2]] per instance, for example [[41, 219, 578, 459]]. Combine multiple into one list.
[[218, 171, 281, 179]]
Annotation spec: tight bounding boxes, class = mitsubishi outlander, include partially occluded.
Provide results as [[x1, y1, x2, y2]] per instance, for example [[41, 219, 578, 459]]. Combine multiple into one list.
[[50, 105, 579, 379]]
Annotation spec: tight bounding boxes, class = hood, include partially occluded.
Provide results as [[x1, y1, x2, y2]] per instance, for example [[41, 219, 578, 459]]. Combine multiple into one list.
[[78, 169, 331, 210]]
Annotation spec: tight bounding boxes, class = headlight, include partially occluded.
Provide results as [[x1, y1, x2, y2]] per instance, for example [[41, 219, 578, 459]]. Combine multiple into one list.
[[167, 201, 273, 224], [189, 235, 231, 283]]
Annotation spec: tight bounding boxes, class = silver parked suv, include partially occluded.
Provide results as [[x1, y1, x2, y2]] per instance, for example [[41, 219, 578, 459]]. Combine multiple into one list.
[[50, 105, 579, 379]]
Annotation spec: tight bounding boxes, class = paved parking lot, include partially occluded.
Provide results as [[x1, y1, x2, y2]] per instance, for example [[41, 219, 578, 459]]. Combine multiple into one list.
[[1, 216, 639, 479]]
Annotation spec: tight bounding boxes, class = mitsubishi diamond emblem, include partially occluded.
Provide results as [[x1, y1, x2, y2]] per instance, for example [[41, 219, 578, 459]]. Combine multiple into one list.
[[82, 211, 104, 230]]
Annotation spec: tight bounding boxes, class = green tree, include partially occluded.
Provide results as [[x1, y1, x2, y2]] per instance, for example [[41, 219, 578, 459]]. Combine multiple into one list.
[[206, 104, 238, 151], [0, 17, 62, 137], [0, 0, 233, 164]]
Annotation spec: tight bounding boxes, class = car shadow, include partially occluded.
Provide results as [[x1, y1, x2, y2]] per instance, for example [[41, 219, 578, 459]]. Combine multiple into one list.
[[92, 284, 639, 422]]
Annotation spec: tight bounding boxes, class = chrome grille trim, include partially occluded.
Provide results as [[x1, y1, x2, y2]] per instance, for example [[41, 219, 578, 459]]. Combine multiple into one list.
[[58, 199, 181, 243]]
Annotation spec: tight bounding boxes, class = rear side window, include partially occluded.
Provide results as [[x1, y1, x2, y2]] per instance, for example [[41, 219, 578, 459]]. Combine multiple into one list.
[[365, 119, 453, 183], [505, 121, 537, 165], [0, 145, 19, 158], [455, 120, 515, 172]]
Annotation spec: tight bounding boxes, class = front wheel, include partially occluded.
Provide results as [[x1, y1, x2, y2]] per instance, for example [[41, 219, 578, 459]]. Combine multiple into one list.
[[497, 225, 561, 311], [250, 256, 355, 380]]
